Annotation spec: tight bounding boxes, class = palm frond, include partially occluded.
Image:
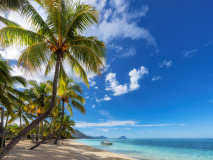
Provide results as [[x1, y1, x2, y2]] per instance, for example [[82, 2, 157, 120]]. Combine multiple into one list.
[[0, 0, 24, 11], [18, 42, 50, 73], [65, 2, 99, 36], [45, 53, 57, 75], [65, 51, 89, 87], [69, 84, 83, 95], [66, 103, 73, 116], [0, 26, 45, 48], [22, 115, 30, 125], [8, 114, 19, 124], [71, 100, 86, 114], [20, 0, 57, 42], [12, 76, 27, 87], [0, 16, 21, 27]]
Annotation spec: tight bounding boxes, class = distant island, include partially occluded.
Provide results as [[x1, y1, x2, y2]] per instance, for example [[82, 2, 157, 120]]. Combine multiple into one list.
[[72, 130, 127, 139], [117, 136, 127, 139], [72, 130, 108, 139]]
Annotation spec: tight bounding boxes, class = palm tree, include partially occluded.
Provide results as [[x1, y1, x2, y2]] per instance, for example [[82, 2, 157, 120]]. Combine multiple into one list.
[[0, 57, 27, 153], [57, 78, 86, 116], [28, 80, 51, 140], [47, 78, 85, 133], [8, 104, 35, 131], [30, 78, 86, 148], [55, 114, 75, 139], [0, 1, 105, 157], [56, 78, 85, 140], [0, 57, 27, 113], [8, 124, 21, 136]]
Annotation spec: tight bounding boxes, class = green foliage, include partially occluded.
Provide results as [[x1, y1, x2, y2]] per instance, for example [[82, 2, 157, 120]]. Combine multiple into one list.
[[0, 57, 27, 113], [0, 0, 106, 88]]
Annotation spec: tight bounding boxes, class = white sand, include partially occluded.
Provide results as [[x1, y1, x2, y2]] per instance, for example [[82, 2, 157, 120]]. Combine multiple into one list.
[[3, 140, 136, 160]]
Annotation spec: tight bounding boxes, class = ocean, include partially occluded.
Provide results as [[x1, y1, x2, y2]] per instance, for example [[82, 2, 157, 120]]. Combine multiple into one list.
[[75, 139, 213, 160]]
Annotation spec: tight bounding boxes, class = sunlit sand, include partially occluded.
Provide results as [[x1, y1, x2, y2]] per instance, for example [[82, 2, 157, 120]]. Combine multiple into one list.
[[3, 140, 136, 160]]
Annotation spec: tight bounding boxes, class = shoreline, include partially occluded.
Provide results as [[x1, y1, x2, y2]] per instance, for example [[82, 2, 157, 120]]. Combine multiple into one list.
[[3, 139, 137, 160]]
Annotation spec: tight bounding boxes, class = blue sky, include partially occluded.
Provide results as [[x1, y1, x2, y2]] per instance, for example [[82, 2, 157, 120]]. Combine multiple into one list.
[[1, 0, 213, 138]]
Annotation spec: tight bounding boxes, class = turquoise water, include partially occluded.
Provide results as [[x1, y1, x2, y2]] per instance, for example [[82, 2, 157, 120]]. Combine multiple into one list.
[[75, 139, 213, 160]]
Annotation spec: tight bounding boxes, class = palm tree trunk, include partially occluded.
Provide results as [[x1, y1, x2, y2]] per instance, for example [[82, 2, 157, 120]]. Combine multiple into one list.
[[41, 121, 43, 139], [60, 101, 65, 134], [29, 100, 65, 150], [54, 100, 65, 144], [20, 116, 22, 131], [0, 54, 62, 158], [48, 118, 53, 136], [36, 125, 39, 141], [0, 115, 9, 154]]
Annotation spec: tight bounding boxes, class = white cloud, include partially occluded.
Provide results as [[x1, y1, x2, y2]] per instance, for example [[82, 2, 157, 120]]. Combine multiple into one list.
[[96, 94, 112, 102], [82, 0, 107, 11], [105, 66, 148, 96], [85, 96, 89, 99], [132, 5, 149, 18], [159, 60, 172, 68], [118, 47, 136, 58], [92, 105, 95, 109], [84, 0, 157, 48], [94, 86, 98, 89], [105, 73, 128, 96], [97, 110, 112, 119], [182, 49, 197, 58], [152, 76, 161, 82], [129, 66, 148, 91], [0, 46, 25, 60], [75, 120, 137, 128], [136, 124, 174, 127], [89, 81, 96, 87], [75, 120, 185, 128], [124, 127, 131, 130], [99, 128, 110, 132]]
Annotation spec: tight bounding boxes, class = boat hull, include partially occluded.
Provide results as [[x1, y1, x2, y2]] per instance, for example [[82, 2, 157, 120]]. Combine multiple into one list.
[[101, 142, 113, 145]]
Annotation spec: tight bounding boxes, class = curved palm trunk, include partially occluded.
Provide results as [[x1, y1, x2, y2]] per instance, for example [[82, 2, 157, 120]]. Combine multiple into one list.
[[0, 115, 9, 154], [29, 100, 65, 150], [0, 54, 61, 158]]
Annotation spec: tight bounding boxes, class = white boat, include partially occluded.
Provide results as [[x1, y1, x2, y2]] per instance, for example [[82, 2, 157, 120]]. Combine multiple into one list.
[[100, 142, 113, 145]]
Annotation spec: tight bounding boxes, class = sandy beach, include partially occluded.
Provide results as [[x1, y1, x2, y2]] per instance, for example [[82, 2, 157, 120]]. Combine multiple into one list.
[[3, 140, 136, 160]]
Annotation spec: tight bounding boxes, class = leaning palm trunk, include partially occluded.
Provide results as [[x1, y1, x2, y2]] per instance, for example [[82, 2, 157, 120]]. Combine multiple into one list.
[[0, 54, 61, 158], [29, 100, 65, 150], [0, 115, 9, 154]]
